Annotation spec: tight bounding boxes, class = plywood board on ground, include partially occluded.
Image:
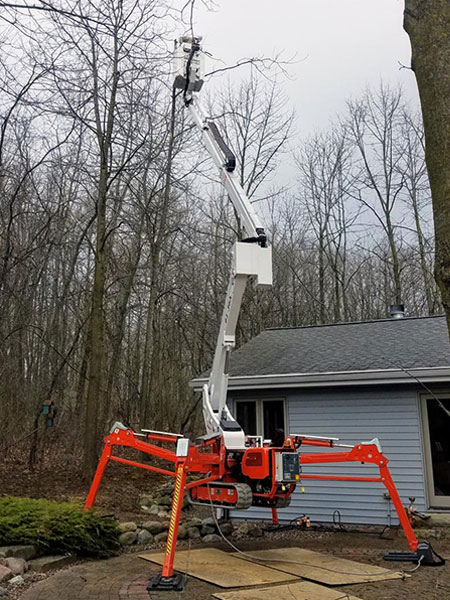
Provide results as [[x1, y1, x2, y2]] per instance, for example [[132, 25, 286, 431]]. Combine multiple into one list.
[[213, 580, 363, 600], [231, 548, 405, 585], [139, 548, 299, 588]]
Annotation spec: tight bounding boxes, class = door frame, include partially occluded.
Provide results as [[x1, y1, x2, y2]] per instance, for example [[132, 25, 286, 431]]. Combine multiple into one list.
[[420, 393, 450, 509]]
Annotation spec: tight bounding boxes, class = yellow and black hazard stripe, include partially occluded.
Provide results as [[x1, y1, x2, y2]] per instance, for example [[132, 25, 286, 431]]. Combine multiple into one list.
[[165, 465, 184, 555]]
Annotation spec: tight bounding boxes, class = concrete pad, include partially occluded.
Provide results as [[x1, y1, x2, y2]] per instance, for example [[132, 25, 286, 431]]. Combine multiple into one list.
[[140, 548, 299, 588], [231, 547, 406, 585], [213, 580, 363, 600]]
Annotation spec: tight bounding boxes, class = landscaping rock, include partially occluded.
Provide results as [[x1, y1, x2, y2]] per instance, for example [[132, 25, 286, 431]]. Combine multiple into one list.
[[142, 521, 169, 535], [154, 532, 167, 544], [158, 511, 170, 519], [185, 518, 202, 528], [119, 531, 137, 546], [233, 522, 250, 536], [231, 521, 262, 538], [248, 524, 263, 538], [146, 505, 160, 515], [420, 514, 450, 528], [0, 546, 36, 561], [8, 575, 24, 586], [0, 566, 12, 583], [218, 522, 233, 536], [137, 529, 154, 545], [0, 553, 5, 559], [158, 483, 175, 495], [187, 527, 201, 540], [28, 555, 75, 573], [201, 517, 216, 528], [0, 586, 7, 596], [202, 534, 221, 544], [177, 525, 188, 540], [139, 494, 153, 506], [156, 495, 172, 507], [119, 522, 137, 533], [201, 525, 215, 536], [5, 558, 27, 576]]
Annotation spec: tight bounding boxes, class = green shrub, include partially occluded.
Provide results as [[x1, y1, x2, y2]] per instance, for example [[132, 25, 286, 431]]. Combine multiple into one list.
[[0, 497, 120, 558]]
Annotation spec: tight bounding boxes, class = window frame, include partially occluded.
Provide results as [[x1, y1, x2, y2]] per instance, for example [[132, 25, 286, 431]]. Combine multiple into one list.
[[233, 397, 287, 441]]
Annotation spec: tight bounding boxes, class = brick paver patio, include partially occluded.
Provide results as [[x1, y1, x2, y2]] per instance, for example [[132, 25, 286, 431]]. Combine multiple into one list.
[[20, 552, 215, 600], [20, 534, 450, 600]]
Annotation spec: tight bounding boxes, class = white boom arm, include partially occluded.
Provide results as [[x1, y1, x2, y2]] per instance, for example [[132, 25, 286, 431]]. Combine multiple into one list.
[[174, 37, 272, 449]]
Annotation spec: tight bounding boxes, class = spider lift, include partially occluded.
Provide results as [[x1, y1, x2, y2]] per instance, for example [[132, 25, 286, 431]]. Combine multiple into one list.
[[84, 36, 443, 591]]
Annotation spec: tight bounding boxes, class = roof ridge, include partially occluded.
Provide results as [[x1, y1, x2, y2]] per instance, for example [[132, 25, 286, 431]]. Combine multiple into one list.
[[266, 314, 446, 332]]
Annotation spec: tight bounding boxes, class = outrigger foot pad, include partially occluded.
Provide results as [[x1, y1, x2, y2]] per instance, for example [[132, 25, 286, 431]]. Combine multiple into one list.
[[147, 572, 186, 591], [384, 541, 445, 566]]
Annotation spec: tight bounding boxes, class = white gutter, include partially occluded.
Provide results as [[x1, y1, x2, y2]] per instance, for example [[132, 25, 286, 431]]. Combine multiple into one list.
[[190, 366, 450, 392]]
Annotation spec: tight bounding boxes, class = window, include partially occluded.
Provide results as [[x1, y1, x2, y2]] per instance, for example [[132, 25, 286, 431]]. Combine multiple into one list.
[[233, 398, 286, 443], [235, 401, 257, 436], [263, 400, 285, 441], [421, 395, 450, 508]]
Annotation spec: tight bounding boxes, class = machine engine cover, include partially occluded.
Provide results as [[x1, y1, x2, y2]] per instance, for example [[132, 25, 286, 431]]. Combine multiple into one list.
[[241, 447, 270, 479], [275, 452, 300, 483]]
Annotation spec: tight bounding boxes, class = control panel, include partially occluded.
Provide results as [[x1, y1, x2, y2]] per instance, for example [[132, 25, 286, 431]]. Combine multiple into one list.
[[275, 452, 300, 483]]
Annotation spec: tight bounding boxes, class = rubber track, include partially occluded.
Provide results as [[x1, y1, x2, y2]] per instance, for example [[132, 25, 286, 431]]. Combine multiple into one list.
[[233, 483, 253, 510], [188, 482, 253, 510]]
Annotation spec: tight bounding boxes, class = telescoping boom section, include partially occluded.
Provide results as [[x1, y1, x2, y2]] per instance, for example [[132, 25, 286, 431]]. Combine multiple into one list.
[[174, 35, 273, 451], [84, 36, 444, 592]]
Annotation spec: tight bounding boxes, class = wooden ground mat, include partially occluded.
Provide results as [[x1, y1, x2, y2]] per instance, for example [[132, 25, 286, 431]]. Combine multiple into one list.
[[231, 548, 405, 586], [139, 548, 299, 588], [213, 580, 363, 600]]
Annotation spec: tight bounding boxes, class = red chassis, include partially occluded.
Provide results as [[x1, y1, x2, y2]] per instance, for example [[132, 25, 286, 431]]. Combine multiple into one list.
[[84, 426, 419, 585]]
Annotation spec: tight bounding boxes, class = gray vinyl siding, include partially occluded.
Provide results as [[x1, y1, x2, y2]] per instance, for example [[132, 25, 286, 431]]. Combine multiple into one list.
[[231, 387, 427, 526]]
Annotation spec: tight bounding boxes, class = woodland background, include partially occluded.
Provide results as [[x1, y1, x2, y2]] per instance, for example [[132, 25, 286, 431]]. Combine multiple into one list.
[[0, 0, 440, 480]]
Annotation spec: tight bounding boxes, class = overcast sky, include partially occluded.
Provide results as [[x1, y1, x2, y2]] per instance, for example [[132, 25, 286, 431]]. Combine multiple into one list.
[[192, 0, 418, 135]]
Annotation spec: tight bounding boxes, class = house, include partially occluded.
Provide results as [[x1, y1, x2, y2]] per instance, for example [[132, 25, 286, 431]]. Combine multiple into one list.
[[192, 314, 450, 525]]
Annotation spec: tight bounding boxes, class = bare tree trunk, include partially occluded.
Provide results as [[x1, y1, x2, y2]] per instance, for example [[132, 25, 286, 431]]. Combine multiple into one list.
[[404, 1, 450, 333], [84, 166, 108, 478], [318, 233, 326, 322], [411, 187, 434, 313], [385, 210, 402, 305], [139, 87, 177, 431], [83, 40, 120, 479]]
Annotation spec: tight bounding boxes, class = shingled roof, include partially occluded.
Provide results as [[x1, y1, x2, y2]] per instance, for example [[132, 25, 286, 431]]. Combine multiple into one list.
[[228, 315, 450, 377], [192, 315, 450, 390]]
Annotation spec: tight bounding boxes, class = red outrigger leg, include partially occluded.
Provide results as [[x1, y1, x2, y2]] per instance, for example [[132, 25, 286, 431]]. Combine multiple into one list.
[[84, 427, 179, 511], [85, 442, 112, 509], [84, 426, 224, 591], [299, 439, 418, 552]]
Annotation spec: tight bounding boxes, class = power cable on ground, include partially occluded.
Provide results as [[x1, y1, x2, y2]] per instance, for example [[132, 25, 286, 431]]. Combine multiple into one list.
[[205, 484, 422, 578]]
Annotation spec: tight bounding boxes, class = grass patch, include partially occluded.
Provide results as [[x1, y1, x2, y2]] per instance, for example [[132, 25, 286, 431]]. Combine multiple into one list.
[[0, 496, 120, 558]]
